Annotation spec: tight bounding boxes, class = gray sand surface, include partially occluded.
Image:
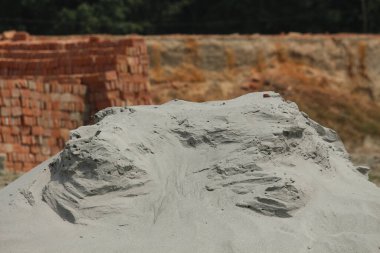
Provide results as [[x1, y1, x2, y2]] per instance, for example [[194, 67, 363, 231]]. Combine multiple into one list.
[[1, 92, 380, 253]]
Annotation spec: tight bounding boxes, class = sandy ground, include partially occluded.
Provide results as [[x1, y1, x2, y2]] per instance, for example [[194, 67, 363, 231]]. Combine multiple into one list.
[[1, 92, 380, 253]]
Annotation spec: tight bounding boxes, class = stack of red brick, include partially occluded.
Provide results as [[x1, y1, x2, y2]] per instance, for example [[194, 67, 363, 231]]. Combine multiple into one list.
[[0, 78, 86, 170], [0, 31, 151, 172]]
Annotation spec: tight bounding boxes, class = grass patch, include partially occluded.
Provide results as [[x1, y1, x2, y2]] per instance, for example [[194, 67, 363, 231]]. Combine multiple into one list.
[[0, 170, 22, 189]]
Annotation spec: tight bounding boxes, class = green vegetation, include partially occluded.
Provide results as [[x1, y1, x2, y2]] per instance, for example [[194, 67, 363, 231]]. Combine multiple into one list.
[[0, 170, 22, 189], [1, 0, 380, 35], [369, 172, 380, 186]]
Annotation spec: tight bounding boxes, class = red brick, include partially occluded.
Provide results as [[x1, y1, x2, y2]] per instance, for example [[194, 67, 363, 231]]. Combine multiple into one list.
[[22, 116, 36, 126], [0, 35, 150, 172], [11, 89, 20, 98], [11, 107, 22, 116], [30, 145, 40, 154], [32, 126, 44, 135], [13, 162, 23, 171]]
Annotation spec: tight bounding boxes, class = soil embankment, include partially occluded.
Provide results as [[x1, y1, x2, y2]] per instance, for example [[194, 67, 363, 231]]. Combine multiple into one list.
[[146, 34, 380, 184]]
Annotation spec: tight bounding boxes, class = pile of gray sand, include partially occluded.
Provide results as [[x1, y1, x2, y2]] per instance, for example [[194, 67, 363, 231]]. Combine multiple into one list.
[[1, 92, 379, 253]]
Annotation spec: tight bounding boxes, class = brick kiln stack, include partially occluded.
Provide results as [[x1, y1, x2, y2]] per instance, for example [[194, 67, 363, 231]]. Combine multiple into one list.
[[0, 31, 151, 172]]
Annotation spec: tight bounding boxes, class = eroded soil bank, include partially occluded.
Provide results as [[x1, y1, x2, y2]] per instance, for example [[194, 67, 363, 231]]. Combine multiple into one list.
[[146, 34, 380, 185]]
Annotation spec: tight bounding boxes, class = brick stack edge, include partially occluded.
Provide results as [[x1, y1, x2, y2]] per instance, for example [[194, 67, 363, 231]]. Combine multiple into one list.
[[0, 31, 151, 172]]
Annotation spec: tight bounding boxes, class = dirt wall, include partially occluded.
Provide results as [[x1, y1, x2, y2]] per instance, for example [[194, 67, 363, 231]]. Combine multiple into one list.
[[146, 34, 380, 184], [147, 34, 380, 102]]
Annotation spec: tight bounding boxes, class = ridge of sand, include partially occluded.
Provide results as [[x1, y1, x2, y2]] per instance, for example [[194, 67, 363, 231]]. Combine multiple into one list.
[[1, 92, 380, 253]]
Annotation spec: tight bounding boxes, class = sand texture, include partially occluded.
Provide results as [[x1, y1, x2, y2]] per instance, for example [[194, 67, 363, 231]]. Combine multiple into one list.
[[1, 92, 379, 253]]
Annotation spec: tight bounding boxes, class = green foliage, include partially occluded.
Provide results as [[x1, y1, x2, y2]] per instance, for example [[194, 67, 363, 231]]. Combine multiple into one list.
[[53, 0, 150, 34], [1, 0, 380, 34]]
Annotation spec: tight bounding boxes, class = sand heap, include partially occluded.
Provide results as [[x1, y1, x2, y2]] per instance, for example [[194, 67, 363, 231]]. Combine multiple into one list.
[[1, 92, 379, 253]]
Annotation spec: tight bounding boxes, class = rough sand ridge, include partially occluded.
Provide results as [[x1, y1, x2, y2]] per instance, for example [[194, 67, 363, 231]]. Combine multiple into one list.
[[1, 92, 380, 253]]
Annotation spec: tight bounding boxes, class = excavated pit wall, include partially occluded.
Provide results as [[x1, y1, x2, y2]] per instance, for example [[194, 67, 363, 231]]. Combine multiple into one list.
[[146, 34, 380, 102], [146, 34, 380, 185]]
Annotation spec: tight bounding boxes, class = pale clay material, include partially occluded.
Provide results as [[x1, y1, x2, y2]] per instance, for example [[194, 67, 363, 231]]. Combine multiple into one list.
[[1, 92, 380, 253]]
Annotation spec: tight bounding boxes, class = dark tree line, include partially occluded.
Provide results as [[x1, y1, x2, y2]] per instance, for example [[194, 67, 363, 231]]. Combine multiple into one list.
[[0, 0, 380, 34]]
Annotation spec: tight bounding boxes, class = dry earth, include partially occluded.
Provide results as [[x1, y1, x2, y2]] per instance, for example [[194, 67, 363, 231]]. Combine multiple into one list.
[[146, 34, 380, 185]]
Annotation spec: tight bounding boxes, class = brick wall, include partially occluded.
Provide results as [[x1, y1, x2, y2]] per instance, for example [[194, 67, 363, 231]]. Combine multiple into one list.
[[0, 32, 151, 172]]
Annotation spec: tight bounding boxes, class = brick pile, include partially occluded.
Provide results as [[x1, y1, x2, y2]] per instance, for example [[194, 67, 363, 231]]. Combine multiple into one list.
[[0, 32, 151, 172]]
